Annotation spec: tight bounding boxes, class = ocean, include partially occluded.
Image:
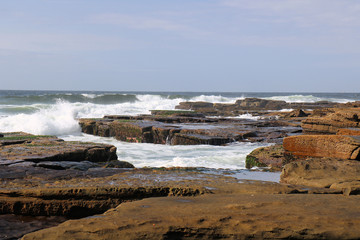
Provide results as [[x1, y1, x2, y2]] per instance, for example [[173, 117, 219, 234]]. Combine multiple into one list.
[[0, 90, 359, 170]]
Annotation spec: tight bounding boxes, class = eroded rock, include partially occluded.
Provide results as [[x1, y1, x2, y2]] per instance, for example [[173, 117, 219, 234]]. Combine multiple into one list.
[[0, 132, 117, 164], [21, 182, 360, 240], [283, 135, 360, 160], [245, 144, 288, 170], [280, 158, 360, 189], [302, 108, 360, 134]]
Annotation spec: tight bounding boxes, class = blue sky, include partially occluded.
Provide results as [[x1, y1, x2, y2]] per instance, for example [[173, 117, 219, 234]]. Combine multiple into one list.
[[1, 0, 359, 92]]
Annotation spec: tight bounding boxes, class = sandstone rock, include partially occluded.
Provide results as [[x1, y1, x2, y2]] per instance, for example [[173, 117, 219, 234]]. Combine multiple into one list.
[[337, 128, 360, 136], [21, 187, 360, 240], [283, 135, 360, 160], [101, 160, 135, 168], [330, 181, 360, 195], [302, 108, 360, 134], [150, 110, 205, 118], [35, 161, 98, 171], [2, 160, 360, 239], [0, 132, 118, 164], [235, 98, 287, 110], [245, 144, 287, 169], [175, 98, 337, 116], [79, 116, 301, 146], [284, 109, 309, 118], [0, 215, 67, 240], [175, 101, 214, 110], [280, 158, 360, 188]]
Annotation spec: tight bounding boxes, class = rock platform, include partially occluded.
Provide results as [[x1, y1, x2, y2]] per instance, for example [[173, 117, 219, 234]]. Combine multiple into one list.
[[17, 169, 360, 240], [2, 99, 360, 239], [79, 113, 302, 146]]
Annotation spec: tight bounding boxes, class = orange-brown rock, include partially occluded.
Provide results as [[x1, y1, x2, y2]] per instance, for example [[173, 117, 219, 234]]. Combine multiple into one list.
[[21, 184, 360, 240], [302, 108, 360, 134], [2, 162, 360, 239], [283, 135, 360, 160], [280, 158, 360, 189], [337, 128, 360, 136]]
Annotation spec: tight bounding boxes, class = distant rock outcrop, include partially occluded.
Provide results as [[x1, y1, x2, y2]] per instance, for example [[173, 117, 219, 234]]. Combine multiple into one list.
[[302, 108, 360, 134]]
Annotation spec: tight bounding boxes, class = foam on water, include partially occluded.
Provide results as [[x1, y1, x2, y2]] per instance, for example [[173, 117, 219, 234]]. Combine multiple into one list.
[[60, 134, 270, 169], [0, 91, 358, 169], [0, 100, 80, 135], [264, 94, 354, 103], [191, 94, 241, 103]]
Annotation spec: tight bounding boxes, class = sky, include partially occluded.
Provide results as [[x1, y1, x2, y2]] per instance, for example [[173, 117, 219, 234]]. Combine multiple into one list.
[[0, 0, 359, 92]]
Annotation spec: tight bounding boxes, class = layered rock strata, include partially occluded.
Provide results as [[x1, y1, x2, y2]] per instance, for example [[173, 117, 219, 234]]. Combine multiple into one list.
[[79, 114, 302, 146], [302, 108, 360, 134], [0, 131, 134, 173], [19, 174, 360, 240], [283, 135, 360, 160], [176, 98, 338, 116]]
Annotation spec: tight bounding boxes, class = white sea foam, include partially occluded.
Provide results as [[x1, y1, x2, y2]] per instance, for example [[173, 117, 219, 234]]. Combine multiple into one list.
[[234, 113, 260, 120], [0, 95, 188, 135], [0, 100, 80, 135], [264, 95, 354, 103], [191, 95, 240, 103], [81, 93, 98, 99], [60, 134, 270, 169], [0, 91, 356, 170]]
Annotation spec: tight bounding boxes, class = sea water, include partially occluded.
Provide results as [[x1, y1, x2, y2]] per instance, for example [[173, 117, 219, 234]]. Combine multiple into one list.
[[0, 91, 359, 170]]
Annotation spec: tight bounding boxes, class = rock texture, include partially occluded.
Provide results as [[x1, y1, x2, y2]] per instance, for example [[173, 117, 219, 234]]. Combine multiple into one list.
[[21, 180, 360, 240], [176, 98, 338, 116], [280, 158, 360, 191], [79, 114, 302, 146], [302, 108, 360, 134], [0, 132, 117, 164], [283, 135, 360, 160], [337, 128, 360, 136], [245, 144, 287, 170]]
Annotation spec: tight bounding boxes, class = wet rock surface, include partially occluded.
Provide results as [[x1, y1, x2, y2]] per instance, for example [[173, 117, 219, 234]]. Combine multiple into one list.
[[79, 114, 303, 146], [0, 214, 67, 240], [176, 98, 338, 116], [245, 144, 288, 170], [0, 132, 117, 164]]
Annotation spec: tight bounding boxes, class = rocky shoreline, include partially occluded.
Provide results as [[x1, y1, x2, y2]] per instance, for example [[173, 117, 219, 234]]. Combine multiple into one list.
[[1, 97, 360, 239]]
